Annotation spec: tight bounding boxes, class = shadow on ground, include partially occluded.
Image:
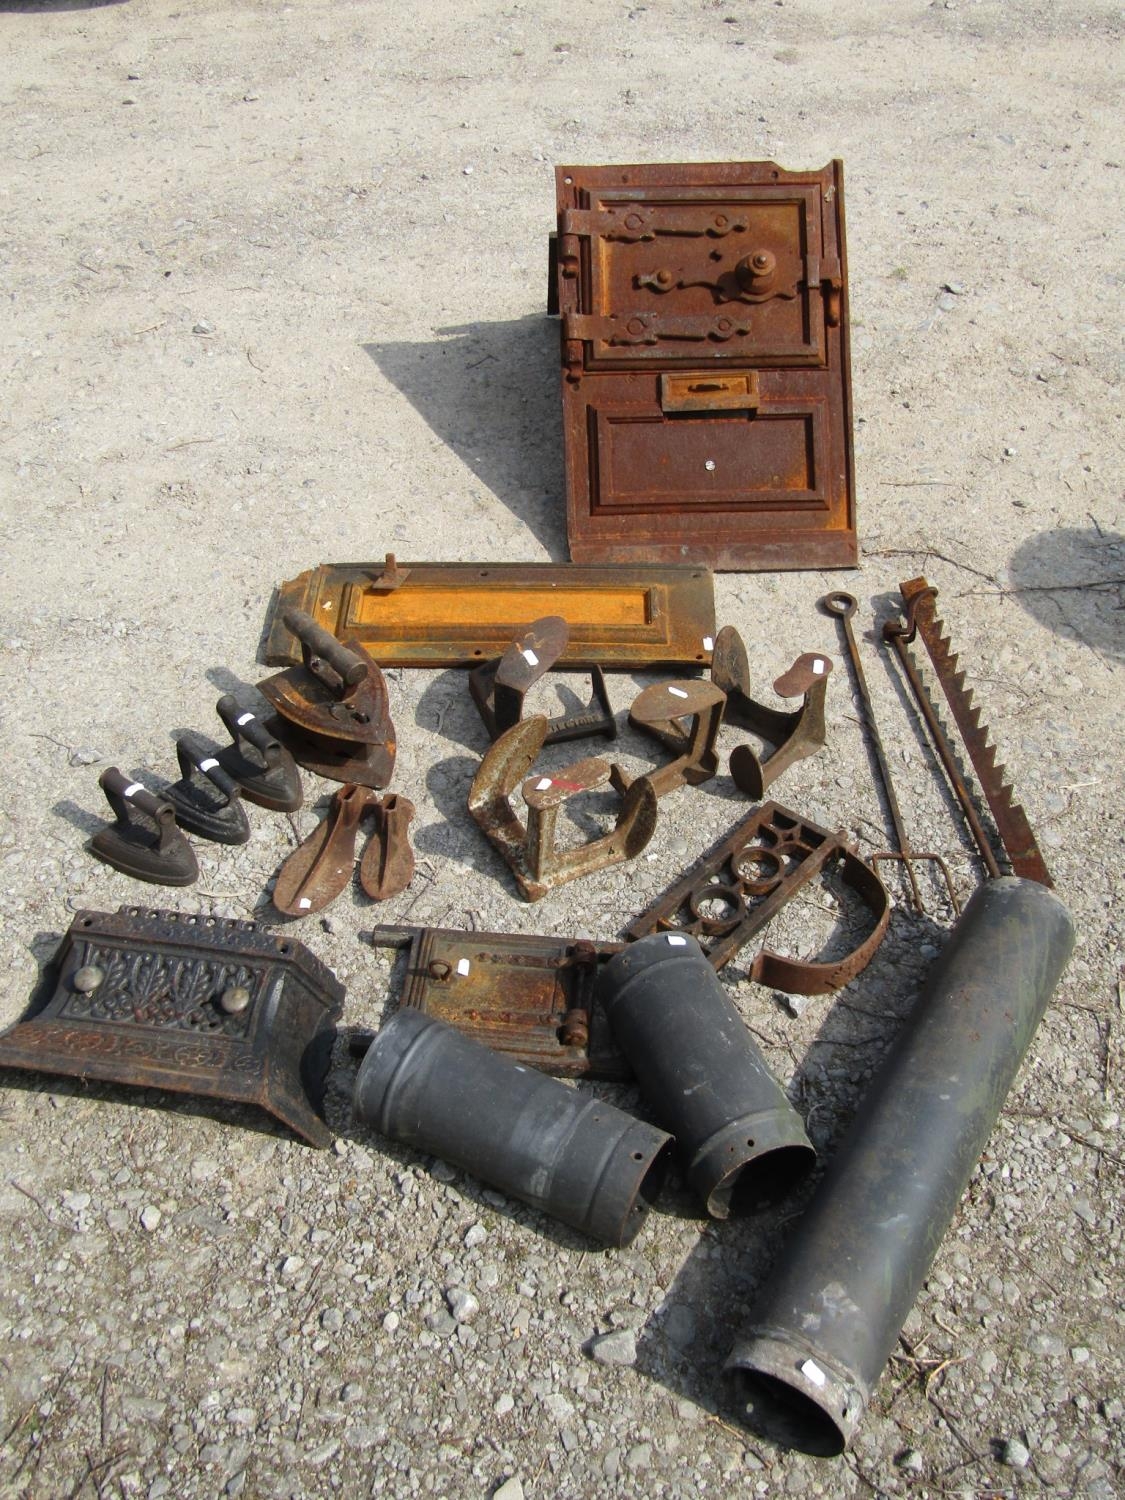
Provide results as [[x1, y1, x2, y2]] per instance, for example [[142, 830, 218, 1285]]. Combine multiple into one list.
[[362, 315, 567, 559], [1006, 525, 1125, 660]]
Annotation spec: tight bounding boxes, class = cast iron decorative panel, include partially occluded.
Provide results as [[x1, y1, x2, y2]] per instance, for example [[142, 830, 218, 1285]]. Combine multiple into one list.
[[553, 160, 857, 571], [0, 907, 345, 1146]]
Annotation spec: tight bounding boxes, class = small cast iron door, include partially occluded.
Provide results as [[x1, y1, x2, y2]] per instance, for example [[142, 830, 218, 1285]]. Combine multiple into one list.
[[553, 160, 857, 572]]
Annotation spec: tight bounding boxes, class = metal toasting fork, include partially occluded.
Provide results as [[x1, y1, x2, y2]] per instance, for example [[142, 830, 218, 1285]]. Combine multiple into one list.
[[821, 591, 959, 914]]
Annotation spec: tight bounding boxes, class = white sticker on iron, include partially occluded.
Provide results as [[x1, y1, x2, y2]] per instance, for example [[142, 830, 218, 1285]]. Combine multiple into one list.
[[703, 636, 714, 651], [668, 686, 689, 700], [801, 1359, 827, 1388], [535, 778, 552, 791], [198, 757, 220, 772], [456, 958, 471, 977], [298, 898, 312, 910], [522, 648, 539, 668], [123, 783, 145, 799], [812, 658, 826, 675], [236, 712, 256, 726], [666, 935, 688, 947]]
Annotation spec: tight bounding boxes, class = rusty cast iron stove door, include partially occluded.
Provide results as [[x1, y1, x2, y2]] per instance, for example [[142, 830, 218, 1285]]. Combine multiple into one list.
[[554, 160, 857, 571]]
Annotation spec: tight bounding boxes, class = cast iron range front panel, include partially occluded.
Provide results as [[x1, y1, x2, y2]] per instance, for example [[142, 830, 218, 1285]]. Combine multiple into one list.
[[554, 160, 857, 572]]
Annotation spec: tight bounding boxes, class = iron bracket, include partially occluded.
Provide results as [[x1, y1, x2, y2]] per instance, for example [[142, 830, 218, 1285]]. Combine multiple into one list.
[[468, 716, 658, 902], [710, 625, 832, 798], [623, 801, 889, 996]]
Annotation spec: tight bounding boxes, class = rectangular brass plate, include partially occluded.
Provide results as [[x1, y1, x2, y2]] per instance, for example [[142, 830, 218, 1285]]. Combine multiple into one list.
[[370, 924, 629, 1079], [265, 561, 716, 670]]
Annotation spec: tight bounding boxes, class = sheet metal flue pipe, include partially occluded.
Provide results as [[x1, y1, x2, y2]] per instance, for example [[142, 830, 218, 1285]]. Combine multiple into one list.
[[725, 877, 1074, 1455]]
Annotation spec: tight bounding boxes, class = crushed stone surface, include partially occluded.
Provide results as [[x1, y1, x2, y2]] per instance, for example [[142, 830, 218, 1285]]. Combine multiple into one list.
[[1, 2, 1123, 1497]]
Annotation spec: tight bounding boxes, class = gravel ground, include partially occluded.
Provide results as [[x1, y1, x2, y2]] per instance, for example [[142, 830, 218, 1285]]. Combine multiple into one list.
[[1, 1, 1123, 1497]]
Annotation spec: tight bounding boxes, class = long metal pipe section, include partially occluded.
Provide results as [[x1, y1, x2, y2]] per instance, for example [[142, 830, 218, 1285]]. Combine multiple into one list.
[[725, 877, 1074, 1454], [599, 933, 815, 1218], [353, 1007, 673, 1247]]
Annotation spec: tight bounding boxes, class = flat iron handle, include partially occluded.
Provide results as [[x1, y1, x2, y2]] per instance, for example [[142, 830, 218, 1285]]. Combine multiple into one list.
[[283, 608, 367, 688]]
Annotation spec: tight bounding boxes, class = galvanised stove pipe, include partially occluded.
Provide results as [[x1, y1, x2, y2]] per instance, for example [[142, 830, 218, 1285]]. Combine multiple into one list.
[[353, 1007, 672, 1247], [725, 877, 1075, 1454], [598, 932, 815, 1218]]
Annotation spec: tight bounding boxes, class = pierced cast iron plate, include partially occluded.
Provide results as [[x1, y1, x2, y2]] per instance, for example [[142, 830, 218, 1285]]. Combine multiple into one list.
[[553, 159, 857, 572], [0, 907, 345, 1147]]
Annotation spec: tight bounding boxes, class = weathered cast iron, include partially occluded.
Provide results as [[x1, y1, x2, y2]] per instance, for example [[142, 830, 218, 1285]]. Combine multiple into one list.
[[553, 160, 856, 571], [468, 615, 616, 746], [599, 933, 815, 1218], [353, 1008, 673, 1246], [611, 679, 726, 800], [0, 906, 345, 1147], [358, 793, 415, 900], [885, 577, 1053, 888], [367, 924, 628, 1078], [711, 625, 832, 798], [214, 694, 303, 812], [623, 802, 889, 996], [163, 731, 251, 846], [274, 784, 378, 917], [468, 716, 658, 901], [90, 768, 199, 887], [264, 561, 716, 671], [274, 786, 414, 916], [258, 608, 396, 788], [820, 592, 957, 913], [725, 877, 1075, 1454]]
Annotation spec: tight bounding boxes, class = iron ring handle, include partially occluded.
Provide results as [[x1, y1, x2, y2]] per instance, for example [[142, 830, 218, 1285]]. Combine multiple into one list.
[[820, 590, 858, 619]]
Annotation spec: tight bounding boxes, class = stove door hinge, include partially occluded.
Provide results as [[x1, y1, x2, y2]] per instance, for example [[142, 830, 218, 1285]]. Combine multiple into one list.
[[805, 254, 843, 326]]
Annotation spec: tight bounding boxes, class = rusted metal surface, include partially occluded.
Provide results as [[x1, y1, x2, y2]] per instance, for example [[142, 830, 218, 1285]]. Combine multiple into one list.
[[821, 592, 958, 913], [468, 615, 616, 746], [274, 784, 379, 917], [274, 785, 414, 916], [611, 679, 725, 799], [887, 577, 1053, 888], [623, 802, 889, 996], [359, 793, 415, 901], [90, 768, 199, 887], [214, 695, 303, 812], [0, 906, 344, 1147], [258, 607, 396, 788], [368, 923, 628, 1078], [553, 160, 857, 571], [712, 625, 832, 798], [468, 715, 658, 902], [264, 561, 716, 671], [164, 731, 251, 846]]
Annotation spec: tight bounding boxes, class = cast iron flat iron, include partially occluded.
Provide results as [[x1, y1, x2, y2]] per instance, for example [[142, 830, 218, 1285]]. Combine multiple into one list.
[[90, 768, 199, 887], [163, 731, 251, 845], [258, 608, 396, 788], [214, 694, 303, 811]]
